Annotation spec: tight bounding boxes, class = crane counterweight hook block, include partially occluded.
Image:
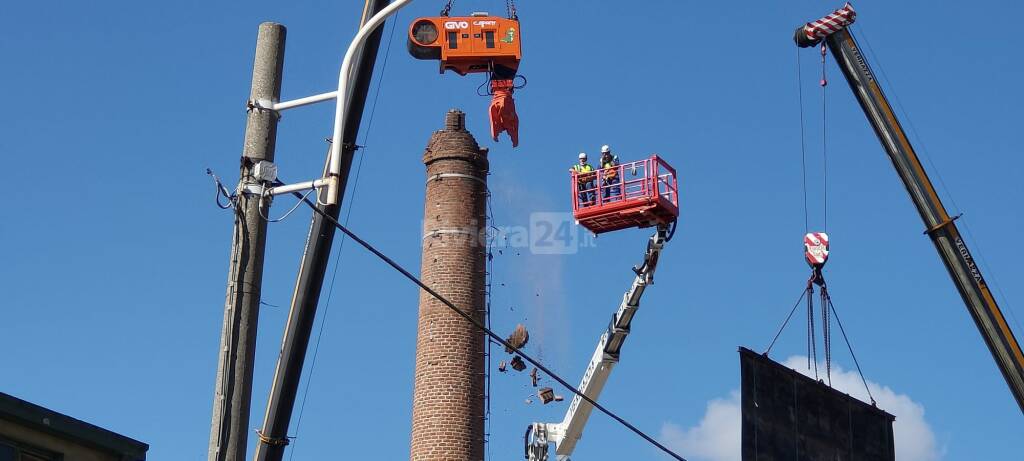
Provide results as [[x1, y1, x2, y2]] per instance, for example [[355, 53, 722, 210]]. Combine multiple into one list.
[[804, 232, 829, 285], [408, 14, 523, 147], [804, 232, 829, 267]]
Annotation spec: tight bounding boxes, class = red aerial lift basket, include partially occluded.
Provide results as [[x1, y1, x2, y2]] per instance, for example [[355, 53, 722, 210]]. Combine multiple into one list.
[[571, 155, 680, 234]]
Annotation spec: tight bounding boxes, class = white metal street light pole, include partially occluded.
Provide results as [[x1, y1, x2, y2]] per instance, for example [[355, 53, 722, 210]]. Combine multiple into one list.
[[252, 0, 413, 201]]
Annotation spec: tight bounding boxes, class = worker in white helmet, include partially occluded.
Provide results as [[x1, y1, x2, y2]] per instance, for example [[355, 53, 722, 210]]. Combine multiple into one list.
[[599, 145, 621, 201], [570, 152, 595, 206]]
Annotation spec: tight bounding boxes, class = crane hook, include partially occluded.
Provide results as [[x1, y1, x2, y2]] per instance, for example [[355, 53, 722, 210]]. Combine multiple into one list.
[[819, 43, 828, 87]]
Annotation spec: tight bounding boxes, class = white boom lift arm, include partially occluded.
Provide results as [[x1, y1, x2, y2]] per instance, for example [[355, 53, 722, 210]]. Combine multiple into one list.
[[525, 224, 671, 461]]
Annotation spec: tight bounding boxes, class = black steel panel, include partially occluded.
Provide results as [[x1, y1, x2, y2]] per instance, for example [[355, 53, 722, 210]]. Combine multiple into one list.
[[740, 347, 895, 461]]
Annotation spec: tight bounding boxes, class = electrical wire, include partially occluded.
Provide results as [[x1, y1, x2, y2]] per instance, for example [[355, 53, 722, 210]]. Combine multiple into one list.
[[287, 11, 400, 461], [211, 204, 246, 454], [285, 191, 688, 461], [258, 188, 315, 223], [207, 168, 237, 209]]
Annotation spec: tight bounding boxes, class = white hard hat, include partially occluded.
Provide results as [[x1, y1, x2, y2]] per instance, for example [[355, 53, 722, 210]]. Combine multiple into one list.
[[578, 152, 587, 159], [601, 144, 611, 153]]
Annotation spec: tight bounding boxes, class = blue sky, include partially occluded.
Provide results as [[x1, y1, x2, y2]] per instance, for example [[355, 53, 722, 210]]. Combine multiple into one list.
[[2, 1, 1022, 460]]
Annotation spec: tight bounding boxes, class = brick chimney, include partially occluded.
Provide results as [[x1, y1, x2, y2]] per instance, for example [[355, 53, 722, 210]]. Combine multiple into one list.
[[410, 109, 489, 461]]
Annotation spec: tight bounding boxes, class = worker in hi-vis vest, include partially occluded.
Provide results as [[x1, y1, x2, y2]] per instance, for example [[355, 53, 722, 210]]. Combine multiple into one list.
[[600, 145, 621, 201], [571, 152, 595, 206]]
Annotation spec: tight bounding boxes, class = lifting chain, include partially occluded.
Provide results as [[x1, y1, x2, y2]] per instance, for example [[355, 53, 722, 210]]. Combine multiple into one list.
[[804, 269, 833, 385], [442, 0, 517, 20], [806, 279, 817, 378], [821, 284, 832, 385]]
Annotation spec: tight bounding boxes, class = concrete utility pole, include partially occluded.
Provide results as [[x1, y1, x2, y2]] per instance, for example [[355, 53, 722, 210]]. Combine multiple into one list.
[[252, 1, 391, 459], [209, 22, 286, 461], [410, 109, 490, 461]]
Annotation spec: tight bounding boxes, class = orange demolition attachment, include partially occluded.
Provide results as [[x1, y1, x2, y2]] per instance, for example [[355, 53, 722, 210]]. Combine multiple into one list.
[[408, 14, 522, 147]]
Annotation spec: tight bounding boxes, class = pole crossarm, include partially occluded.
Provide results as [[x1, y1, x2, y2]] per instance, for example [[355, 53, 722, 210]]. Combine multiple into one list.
[[245, 1, 412, 206], [252, 91, 339, 112], [263, 178, 331, 196], [325, 0, 413, 204]]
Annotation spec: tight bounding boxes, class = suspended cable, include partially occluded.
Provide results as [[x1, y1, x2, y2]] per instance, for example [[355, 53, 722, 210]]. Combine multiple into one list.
[[796, 44, 830, 233], [287, 12, 400, 461], [796, 48, 809, 233], [765, 288, 809, 355], [767, 274, 845, 385], [820, 43, 829, 233], [787, 42, 831, 380], [825, 293, 875, 405], [284, 191, 687, 461]]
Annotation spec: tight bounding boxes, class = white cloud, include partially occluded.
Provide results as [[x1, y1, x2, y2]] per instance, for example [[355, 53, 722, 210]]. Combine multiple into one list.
[[661, 391, 741, 461], [659, 356, 943, 461]]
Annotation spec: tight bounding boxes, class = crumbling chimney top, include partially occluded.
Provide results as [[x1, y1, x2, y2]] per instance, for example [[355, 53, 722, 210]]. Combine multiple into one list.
[[424, 109, 488, 169], [445, 109, 466, 131]]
